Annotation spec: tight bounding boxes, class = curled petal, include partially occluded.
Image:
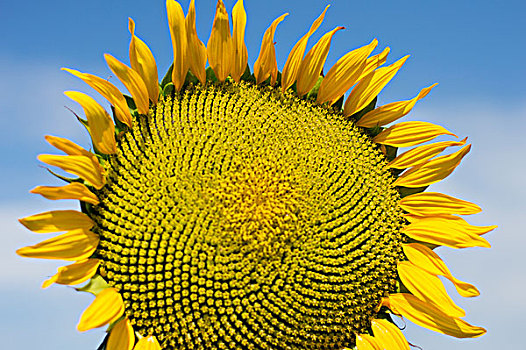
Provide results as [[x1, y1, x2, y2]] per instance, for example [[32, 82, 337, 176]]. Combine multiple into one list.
[[371, 319, 410, 350], [167, 0, 188, 90], [388, 138, 467, 169], [16, 229, 99, 261], [403, 243, 480, 297], [398, 261, 466, 317], [62, 68, 132, 127], [357, 83, 438, 128], [207, 0, 232, 82], [134, 336, 162, 350], [19, 210, 94, 233], [357, 47, 390, 82], [317, 39, 377, 105], [384, 293, 486, 338], [185, 0, 207, 85], [344, 55, 408, 117], [254, 13, 288, 85], [129, 18, 159, 103], [42, 259, 100, 288], [230, 0, 248, 82], [64, 91, 117, 154], [77, 288, 124, 332], [373, 121, 456, 148], [281, 5, 329, 92], [296, 26, 344, 97], [107, 317, 135, 350], [393, 144, 471, 188], [38, 154, 105, 189], [30, 182, 99, 205], [104, 54, 149, 115], [399, 192, 481, 216], [402, 215, 491, 249], [356, 334, 382, 350]]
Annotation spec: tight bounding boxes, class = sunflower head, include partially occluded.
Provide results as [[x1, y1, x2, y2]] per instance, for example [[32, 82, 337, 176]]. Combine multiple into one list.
[[18, 1, 495, 350]]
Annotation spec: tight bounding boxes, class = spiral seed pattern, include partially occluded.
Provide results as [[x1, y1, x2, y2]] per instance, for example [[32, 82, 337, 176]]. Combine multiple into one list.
[[92, 83, 405, 349]]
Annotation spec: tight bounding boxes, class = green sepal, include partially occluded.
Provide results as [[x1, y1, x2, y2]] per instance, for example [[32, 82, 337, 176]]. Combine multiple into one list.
[[160, 63, 174, 89], [43, 167, 80, 184], [76, 274, 109, 296], [397, 185, 428, 198], [384, 145, 398, 162], [206, 67, 218, 83], [96, 333, 109, 350], [162, 83, 175, 97], [110, 106, 129, 134], [305, 76, 323, 101], [123, 94, 137, 112], [183, 70, 199, 88], [350, 96, 377, 121], [332, 95, 345, 111], [240, 64, 255, 83]]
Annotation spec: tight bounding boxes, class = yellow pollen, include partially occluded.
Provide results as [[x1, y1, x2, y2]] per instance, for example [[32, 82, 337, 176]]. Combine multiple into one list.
[[92, 82, 405, 349]]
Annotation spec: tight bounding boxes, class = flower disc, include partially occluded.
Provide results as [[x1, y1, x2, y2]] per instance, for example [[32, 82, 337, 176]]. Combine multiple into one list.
[[92, 83, 405, 349]]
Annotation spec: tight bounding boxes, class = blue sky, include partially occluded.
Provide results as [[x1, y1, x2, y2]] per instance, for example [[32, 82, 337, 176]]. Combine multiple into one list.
[[1, 0, 525, 349]]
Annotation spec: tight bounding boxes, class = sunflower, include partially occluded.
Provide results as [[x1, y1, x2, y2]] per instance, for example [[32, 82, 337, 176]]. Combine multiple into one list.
[[17, 1, 495, 349]]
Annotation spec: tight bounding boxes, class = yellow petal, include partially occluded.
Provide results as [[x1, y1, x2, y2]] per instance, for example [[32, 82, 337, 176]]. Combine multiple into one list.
[[373, 121, 456, 147], [281, 5, 330, 92], [356, 334, 382, 350], [296, 26, 344, 97], [388, 138, 467, 169], [185, 0, 207, 85], [207, 0, 231, 82], [403, 243, 480, 297], [129, 18, 159, 104], [107, 317, 135, 350], [384, 293, 486, 338], [230, 0, 248, 82], [134, 336, 162, 350], [44, 135, 94, 158], [254, 13, 288, 85], [19, 210, 94, 233], [405, 214, 497, 236], [77, 288, 124, 332], [357, 47, 390, 82], [166, 0, 188, 90], [398, 261, 465, 318], [371, 319, 410, 350], [402, 216, 491, 249], [16, 228, 99, 261], [316, 39, 377, 105], [104, 54, 149, 115], [42, 259, 100, 288], [64, 91, 117, 154], [344, 55, 409, 117], [399, 192, 481, 216], [393, 144, 471, 188], [62, 68, 132, 127], [38, 154, 105, 189], [357, 83, 438, 128], [30, 183, 100, 205]]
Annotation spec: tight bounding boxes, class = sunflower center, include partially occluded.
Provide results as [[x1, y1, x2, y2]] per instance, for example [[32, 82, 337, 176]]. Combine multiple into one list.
[[92, 83, 405, 349]]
